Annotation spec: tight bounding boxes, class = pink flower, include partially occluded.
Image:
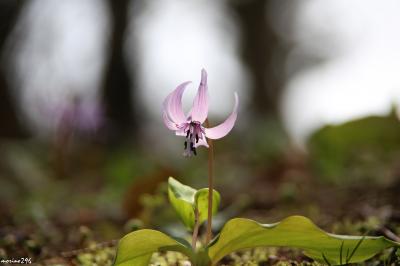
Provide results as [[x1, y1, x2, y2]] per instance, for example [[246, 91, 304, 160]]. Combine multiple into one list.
[[58, 97, 104, 135], [163, 69, 239, 156]]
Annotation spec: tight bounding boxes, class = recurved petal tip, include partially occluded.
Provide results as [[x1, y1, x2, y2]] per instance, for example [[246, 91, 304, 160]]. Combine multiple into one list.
[[204, 92, 239, 139], [201, 68, 207, 83]]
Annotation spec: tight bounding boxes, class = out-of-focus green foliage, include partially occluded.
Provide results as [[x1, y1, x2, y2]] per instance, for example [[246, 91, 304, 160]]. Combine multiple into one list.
[[308, 108, 400, 184], [245, 118, 289, 163]]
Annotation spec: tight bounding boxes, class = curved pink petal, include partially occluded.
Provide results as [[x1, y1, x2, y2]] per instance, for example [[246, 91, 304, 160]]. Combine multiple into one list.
[[163, 112, 179, 130], [186, 108, 192, 120], [204, 92, 239, 139], [191, 69, 209, 123], [163, 81, 191, 124]]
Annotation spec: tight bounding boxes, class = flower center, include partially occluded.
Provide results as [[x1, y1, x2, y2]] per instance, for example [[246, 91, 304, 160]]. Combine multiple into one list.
[[183, 121, 204, 157]]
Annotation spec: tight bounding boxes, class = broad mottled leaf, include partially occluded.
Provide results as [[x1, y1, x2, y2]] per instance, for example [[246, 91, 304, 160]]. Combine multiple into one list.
[[207, 216, 400, 265], [168, 177, 220, 230], [114, 229, 194, 266]]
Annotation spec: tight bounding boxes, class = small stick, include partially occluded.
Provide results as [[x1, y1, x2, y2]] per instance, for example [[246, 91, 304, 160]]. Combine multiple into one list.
[[382, 227, 400, 242]]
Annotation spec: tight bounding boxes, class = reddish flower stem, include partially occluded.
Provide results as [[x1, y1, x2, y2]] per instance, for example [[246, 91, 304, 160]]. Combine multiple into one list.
[[205, 119, 214, 244]]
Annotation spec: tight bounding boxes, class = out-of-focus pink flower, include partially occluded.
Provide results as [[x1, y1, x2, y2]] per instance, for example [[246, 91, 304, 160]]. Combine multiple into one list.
[[58, 96, 104, 136], [163, 69, 239, 156]]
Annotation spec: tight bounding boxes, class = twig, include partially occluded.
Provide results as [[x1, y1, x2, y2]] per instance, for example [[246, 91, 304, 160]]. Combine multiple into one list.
[[346, 236, 365, 264], [382, 227, 400, 242], [339, 240, 344, 265], [322, 253, 332, 266]]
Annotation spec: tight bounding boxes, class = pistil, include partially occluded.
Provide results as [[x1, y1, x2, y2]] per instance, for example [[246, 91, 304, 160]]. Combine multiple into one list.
[[183, 122, 203, 157]]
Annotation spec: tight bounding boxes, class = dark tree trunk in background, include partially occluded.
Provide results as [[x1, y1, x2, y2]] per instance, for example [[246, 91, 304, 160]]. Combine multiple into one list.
[[228, 0, 287, 117], [102, 0, 136, 141], [0, 0, 27, 138]]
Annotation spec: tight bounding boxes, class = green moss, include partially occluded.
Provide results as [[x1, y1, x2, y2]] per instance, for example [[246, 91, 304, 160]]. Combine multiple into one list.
[[76, 247, 115, 266]]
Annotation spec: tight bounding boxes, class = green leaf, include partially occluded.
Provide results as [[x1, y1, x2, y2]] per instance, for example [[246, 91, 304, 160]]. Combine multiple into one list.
[[168, 177, 197, 229], [195, 188, 220, 226], [207, 215, 400, 265], [114, 229, 194, 266], [168, 177, 220, 230]]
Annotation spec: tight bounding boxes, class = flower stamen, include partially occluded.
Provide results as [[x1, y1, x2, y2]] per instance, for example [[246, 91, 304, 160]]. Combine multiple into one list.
[[183, 121, 204, 157]]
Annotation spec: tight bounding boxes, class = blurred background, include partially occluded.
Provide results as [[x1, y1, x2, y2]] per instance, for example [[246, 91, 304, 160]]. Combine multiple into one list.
[[1, 0, 400, 264]]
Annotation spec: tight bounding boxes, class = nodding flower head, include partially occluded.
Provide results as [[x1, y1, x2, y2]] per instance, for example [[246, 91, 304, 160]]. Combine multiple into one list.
[[162, 69, 239, 157]]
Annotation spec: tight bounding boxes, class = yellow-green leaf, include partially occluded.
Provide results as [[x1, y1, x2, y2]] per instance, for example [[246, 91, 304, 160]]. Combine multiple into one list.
[[195, 188, 220, 226], [168, 177, 197, 229], [168, 177, 220, 230], [114, 229, 194, 266], [207, 216, 400, 265]]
